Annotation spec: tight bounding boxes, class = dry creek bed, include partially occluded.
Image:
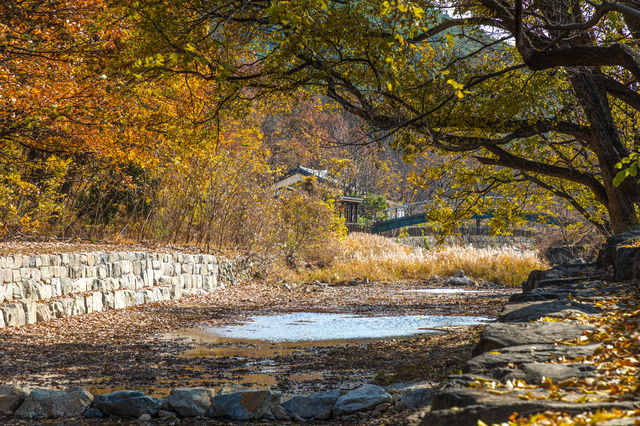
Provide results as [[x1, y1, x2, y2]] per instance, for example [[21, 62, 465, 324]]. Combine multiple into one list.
[[0, 280, 515, 423]]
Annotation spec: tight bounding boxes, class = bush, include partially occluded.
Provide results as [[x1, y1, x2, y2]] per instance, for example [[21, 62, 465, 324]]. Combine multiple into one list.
[[265, 191, 346, 270]]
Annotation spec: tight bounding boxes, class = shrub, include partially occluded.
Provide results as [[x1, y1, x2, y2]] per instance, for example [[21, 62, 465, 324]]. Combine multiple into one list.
[[265, 191, 346, 269]]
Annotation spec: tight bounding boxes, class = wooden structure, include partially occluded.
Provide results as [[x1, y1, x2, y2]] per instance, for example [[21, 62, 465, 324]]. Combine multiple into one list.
[[272, 166, 365, 224], [340, 196, 364, 224]]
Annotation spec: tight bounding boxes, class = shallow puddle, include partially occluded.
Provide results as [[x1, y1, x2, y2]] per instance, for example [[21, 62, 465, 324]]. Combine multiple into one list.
[[149, 312, 493, 395], [202, 312, 490, 342]]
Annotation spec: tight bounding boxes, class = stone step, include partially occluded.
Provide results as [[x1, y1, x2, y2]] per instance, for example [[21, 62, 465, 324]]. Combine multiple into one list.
[[472, 322, 594, 356]]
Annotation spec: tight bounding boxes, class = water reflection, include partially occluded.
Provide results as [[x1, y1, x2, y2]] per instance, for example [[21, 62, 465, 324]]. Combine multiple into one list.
[[201, 312, 490, 342]]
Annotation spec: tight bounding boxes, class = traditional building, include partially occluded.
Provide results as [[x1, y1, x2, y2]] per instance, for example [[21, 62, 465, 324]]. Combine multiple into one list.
[[272, 165, 364, 224]]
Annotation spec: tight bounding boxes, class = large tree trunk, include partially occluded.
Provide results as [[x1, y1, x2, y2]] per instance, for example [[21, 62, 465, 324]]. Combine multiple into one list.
[[569, 68, 639, 234], [526, 1, 640, 234]]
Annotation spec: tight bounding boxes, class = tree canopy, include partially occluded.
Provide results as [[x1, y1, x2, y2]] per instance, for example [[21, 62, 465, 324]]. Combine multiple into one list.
[[121, 0, 640, 234]]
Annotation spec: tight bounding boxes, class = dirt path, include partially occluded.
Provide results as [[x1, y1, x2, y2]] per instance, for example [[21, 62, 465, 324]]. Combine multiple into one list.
[[0, 281, 514, 422]]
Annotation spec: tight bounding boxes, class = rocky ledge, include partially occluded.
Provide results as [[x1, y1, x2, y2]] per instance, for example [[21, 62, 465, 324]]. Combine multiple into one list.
[[421, 235, 640, 426]]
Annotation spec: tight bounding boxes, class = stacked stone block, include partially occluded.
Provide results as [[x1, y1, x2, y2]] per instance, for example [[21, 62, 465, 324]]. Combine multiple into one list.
[[0, 252, 246, 329]]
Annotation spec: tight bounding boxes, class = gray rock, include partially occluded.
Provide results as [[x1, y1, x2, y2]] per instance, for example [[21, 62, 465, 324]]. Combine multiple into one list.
[[614, 246, 640, 281], [166, 387, 216, 417], [499, 300, 601, 322], [423, 395, 639, 426], [282, 389, 341, 420], [523, 264, 607, 293], [138, 413, 151, 421], [597, 232, 638, 268], [270, 404, 289, 420], [0, 385, 28, 416], [375, 402, 391, 411], [431, 387, 495, 411], [385, 382, 433, 409], [466, 343, 601, 374], [517, 362, 597, 383], [35, 304, 52, 323], [523, 268, 564, 293], [2, 303, 26, 327], [472, 322, 594, 355], [508, 291, 570, 303], [83, 407, 103, 418], [14, 387, 93, 419], [333, 384, 392, 417], [92, 390, 161, 418], [447, 276, 475, 286], [208, 388, 281, 420]]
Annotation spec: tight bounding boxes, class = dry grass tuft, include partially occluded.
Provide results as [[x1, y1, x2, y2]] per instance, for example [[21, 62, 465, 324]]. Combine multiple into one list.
[[301, 233, 547, 287]]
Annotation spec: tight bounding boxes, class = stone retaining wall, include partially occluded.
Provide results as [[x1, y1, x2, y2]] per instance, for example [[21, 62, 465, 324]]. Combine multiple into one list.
[[0, 252, 248, 329]]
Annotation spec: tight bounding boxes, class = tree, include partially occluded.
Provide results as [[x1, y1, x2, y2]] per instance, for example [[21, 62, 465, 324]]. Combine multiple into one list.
[[1, 0, 235, 238], [360, 194, 389, 224], [0, 0, 127, 236], [121, 0, 640, 234]]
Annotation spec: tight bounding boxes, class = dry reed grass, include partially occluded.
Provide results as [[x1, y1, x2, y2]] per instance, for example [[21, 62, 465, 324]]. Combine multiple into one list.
[[301, 233, 547, 287]]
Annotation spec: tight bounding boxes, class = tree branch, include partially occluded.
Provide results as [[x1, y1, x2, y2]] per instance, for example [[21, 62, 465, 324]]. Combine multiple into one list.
[[600, 75, 640, 110], [521, 44, 640, 81], [432, 120, 593, 152], [521, 172, 611, 234], [408, 18, 504, 43], [475, 145, 608, 204]]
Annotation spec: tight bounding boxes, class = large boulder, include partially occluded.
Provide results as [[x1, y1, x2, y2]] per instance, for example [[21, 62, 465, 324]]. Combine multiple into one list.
[[166, 387, 216, 417], [596, 230, 640, 268], [333, 384, 392, 417], [522, 265, 606, 293], [498, 300, 601, 322], [386, 382, 433, 410], [0, 385, 28, 416], [92, 390, 161, 418], [614, 246, 640, 281], [472, 322, 594, 355], [208, 388, 281, 420], [14, 387, 93, 419], [282, 389, 341, 420]]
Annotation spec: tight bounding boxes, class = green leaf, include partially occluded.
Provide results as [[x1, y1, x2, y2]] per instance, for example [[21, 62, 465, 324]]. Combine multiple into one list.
[[613, 169, 629, 187]]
